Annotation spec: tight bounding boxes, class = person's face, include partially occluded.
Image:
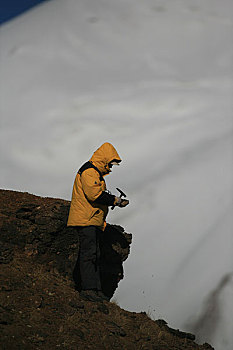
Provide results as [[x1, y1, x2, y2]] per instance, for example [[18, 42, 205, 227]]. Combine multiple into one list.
[[108, 160, 120, 171]]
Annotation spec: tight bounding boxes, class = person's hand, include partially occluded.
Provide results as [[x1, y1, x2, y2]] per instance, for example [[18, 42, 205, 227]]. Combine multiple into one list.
[[119, 199, 129, 207], [114, 197, 129, 208]]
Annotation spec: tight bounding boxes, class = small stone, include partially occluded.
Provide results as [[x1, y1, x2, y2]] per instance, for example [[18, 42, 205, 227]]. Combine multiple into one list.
[[73, 329, 85, 339], [69, 301, 84, 309], [97, 303, 109, 315], [119, 329, 126, 337], [158, 331, 166, 340]]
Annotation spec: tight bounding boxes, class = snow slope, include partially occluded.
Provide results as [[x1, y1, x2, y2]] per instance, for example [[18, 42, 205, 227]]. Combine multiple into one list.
[[1, 0, 233, 348]]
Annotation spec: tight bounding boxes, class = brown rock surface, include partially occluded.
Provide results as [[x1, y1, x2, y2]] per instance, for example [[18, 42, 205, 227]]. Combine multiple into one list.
[[0, 189, 214, 349]]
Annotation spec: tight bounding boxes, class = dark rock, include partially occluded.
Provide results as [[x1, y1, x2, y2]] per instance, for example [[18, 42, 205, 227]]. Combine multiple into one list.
[[156, 319, 195, 341], [99, 223, 132, 298], [0, 241, 14, 264], [201, 343, 215, 349], [73, 328, 85, 339], [97, 303, 109, 315], [156, 319, 167, 327], [68, 301, 84, 310], [107, 321, 127, 337], [0, 306, 14, 325]]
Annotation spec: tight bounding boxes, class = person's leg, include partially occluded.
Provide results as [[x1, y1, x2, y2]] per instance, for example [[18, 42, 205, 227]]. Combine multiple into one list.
[[78, 226, 101, 291]]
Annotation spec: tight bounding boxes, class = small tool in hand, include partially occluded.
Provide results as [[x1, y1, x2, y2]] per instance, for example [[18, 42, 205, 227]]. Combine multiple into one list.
[[111, 188, 129, 209]]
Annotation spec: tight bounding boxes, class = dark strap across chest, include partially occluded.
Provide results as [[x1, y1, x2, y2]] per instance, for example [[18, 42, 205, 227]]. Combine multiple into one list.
[[78, 161, 104, 181]]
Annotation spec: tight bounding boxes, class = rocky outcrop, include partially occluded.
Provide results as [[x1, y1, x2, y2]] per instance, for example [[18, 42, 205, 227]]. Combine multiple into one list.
[[0, 189, 214, 350], [0, 189, 131, 298]]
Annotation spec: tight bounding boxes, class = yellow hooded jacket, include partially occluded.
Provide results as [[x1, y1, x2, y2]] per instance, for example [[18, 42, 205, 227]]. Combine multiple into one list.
[[67, 143, 121, 230]]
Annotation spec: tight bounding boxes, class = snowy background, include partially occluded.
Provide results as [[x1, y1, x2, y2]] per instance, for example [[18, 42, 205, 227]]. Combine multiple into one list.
[[0, 0, 233, 348]]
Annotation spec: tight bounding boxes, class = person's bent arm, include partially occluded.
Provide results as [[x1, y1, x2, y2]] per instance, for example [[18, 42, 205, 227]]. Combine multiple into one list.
[[94, 191, 115, 206], [81, 168, 129, 207]]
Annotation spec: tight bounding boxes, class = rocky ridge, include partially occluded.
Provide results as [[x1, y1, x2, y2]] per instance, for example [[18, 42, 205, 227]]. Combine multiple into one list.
[[0, 189, 214, 349]]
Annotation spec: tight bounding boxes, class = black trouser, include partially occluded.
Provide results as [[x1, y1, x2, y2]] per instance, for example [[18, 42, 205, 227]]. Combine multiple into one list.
[[76, 226, 102, 291]]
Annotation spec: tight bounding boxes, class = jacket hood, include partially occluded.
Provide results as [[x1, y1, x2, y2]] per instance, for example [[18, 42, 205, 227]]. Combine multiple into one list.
[[90, 142, 121, 175]]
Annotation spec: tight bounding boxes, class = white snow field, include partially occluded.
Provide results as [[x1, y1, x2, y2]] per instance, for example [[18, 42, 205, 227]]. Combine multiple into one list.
[[0, 0, 233, 348]]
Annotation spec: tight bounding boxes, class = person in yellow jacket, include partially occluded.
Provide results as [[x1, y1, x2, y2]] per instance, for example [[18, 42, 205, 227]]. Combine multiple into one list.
[[67, 142, 129, 301]]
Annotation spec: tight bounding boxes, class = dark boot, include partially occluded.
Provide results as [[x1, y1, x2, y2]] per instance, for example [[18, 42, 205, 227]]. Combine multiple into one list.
[[80, 290, 103, 302], [97, 291, 110, 301]]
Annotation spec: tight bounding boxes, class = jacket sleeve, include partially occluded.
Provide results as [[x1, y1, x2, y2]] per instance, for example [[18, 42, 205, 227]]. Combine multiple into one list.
[[80, 168, 106, 202], [94, 191, 115, 206]]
